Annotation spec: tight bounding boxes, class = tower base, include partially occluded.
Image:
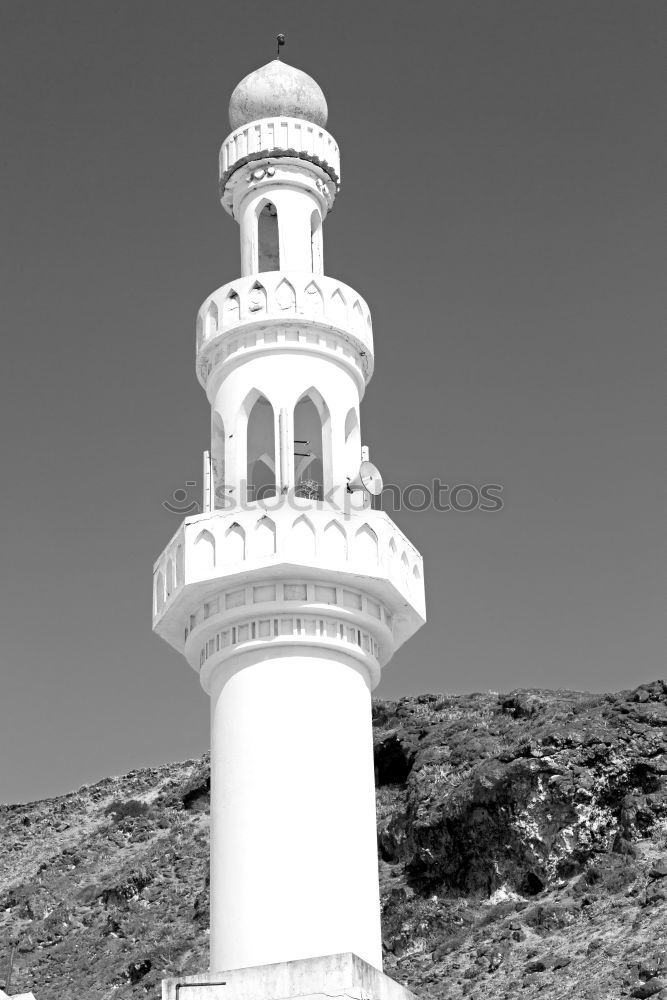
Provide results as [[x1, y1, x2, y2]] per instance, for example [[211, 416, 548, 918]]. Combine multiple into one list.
[[162, 953, 418, 1000]]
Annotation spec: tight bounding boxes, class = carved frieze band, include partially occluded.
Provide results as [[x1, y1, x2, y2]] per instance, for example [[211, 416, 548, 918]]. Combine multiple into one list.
[[198, 613, 380, 670], [195, 273, 374, 388], [186, 579, 391, 643], [220, 117, 340, 190]]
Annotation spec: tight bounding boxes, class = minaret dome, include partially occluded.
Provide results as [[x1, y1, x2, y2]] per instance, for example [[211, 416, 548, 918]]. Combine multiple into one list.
[[229, 58, 328, 130]]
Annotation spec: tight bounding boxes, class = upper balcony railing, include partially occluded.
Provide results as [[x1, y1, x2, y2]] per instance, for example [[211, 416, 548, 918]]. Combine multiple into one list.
[[220, 117, 340, 191], [195, 271, 374, 385]]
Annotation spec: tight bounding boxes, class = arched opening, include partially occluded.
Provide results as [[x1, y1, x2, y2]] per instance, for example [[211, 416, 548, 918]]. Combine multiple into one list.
[[310, 209, 323, 274], [248, 280, 267, 315], [247, 394, 276, 502], [193, 529, 216, 574], [175, 544, 184, 586], [355, 524, 379, 565], [155, 571, 164, 614], [222, 523, 245, 563], [330, 287, 346, 323], [322, 519, 347, 561], [293, 390, 330, 500], [211, 411, 226, 509], [254, 515, 276, 558], [304, 280, 324, 316], [223, 289, 240, 324], [257, 201, 280, 272], [166, 559, 174, 597], [389, 537, 398, 575], [275, 277, 295, 312], [288, 514, 316, 559], [205, 301, 218, 340]]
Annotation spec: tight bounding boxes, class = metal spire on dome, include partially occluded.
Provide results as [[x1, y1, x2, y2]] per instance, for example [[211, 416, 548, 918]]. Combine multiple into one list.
[[276, 33, 285, 59]]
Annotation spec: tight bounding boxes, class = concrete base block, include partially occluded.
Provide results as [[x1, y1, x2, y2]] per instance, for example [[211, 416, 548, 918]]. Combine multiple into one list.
[[162, 953, 417, 1000]]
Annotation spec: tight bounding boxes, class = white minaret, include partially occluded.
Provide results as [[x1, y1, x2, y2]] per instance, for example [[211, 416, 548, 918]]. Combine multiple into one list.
[[153, 50, 425, 999]]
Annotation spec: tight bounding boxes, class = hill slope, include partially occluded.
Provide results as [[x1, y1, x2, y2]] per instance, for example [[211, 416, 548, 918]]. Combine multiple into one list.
[[1, 682, 667, 1000]]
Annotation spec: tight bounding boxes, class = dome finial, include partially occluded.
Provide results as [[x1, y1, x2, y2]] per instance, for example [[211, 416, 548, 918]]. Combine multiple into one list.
[[276, 33, 285, 59]]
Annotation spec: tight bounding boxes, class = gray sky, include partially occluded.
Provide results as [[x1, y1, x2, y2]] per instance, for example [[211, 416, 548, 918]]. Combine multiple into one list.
[[1, 0, 665, 804]]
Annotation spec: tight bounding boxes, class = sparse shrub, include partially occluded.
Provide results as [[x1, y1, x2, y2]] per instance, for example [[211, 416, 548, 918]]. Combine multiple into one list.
[[127, 959, 152, 984], [104, 798, 151, 822]]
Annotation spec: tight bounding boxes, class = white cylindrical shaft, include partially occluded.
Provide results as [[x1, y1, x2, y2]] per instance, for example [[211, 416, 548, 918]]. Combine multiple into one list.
[[207, 647, 382, 972]]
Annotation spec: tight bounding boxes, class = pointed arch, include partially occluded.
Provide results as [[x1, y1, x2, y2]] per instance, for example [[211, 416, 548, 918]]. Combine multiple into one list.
[[293, 387, 332, 499], [330, 287, 347, 325], [401, 551, 410, 582], [254, 515, 277, 558], [221, 522, 245, 564], [413, 564, 421, 581], [352, 300, 364, 331], [204, 300, 218, 340], [223, 288, 240, 325], [288, 514, 316, 559], [304, 280, 324, 317], [248, 280, 267, 315], [193, 529, 216, 575], [166, 559, 174, 598], [275, 277, 296, 312], [242, 390, 276, 502], [256, 200, 280, 271], [388, 538, 399, 579], [155, 571, 165, 614], [354, 524, 379, 566], [321, 519, 347, 562], [175, 544, 184, 586], [310, 209, 323, 274]]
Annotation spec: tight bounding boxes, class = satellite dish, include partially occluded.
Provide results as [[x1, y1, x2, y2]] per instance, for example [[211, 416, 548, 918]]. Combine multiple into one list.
[[347, 460, 383, 496]]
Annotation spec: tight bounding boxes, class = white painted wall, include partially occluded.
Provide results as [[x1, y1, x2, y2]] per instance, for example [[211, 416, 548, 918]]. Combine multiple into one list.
[[206, 647, 382, 972]]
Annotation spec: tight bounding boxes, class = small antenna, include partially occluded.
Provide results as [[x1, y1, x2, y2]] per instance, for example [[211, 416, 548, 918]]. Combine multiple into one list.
[[276, 33, 285, 58]]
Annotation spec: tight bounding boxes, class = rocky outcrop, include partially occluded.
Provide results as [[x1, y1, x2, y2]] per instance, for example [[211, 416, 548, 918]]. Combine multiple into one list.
[[375, 684, 667, 895], [375, 683, 667, 999], [1, 682, 666, 999]]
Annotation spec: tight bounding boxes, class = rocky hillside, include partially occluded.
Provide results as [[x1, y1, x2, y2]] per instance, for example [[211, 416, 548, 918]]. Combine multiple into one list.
[[1, 682, 667, 1000]]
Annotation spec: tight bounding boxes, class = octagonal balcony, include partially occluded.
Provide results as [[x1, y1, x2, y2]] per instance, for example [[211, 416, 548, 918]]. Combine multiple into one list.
[[152, 505, 425, 670]]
